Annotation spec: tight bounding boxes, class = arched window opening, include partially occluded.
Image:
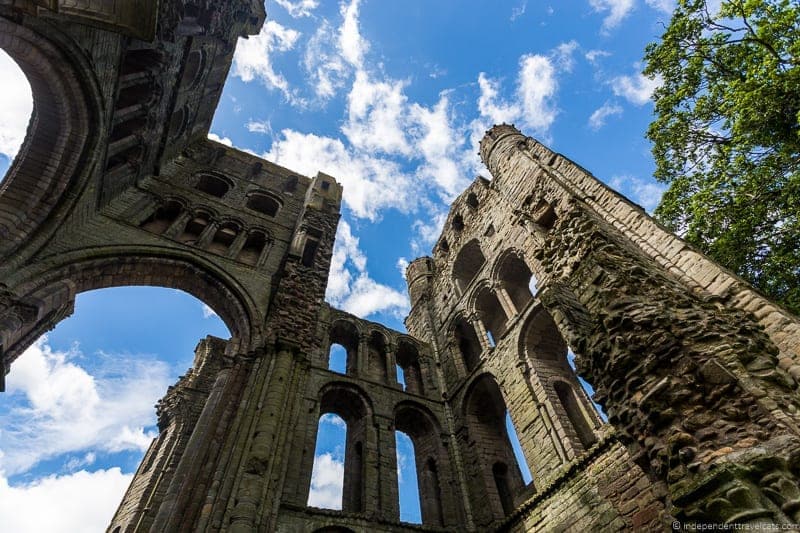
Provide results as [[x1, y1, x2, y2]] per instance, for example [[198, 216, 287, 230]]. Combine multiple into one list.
[[1, 287, 230, 532], [140, 201, 182, 234], [284, 175, 299, 194], [452, 240, 485, 294], [452, 214, 464, 232], [439, 239, 450, 254], [464, 375, 527, 521], [505, 412, 533, 485], [453, 317, 482, 372], [554, 381, 597, 450], [180, 48, 206, 89], [567, 348, 607, 421], [496, 253, 535, 313], [475, 288, 508, 342], [396, 364, 406, 389], [395, 405, 447, 526], [238, 231, 267, 266], [493, 462, 514, 516], [522, 310, 566, 362], [301, 229, 322, 267], [169, 105, 189, 140], [307, 413, 347, 510], [532, 199, 556, 229], [208, 222, 239, 255], [466, 192, 479, 209], [328, 320, 359, 375], [396, 431, 422, 524], [196, 174, 230, 198], [179, 212, 210, 244], [246, 192, 280, 217], [309, 387, 369, 513], [396, 341, 424, 396], [366, 331, 388, 383]]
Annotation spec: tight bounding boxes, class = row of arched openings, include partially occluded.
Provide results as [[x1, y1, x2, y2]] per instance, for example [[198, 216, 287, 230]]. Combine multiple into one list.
[[450, 247, 538, 372], [327, 320, 426, 395], [193, 170, 298, 210], [140, 198, 270, 266], [306, 386, 449, 526]]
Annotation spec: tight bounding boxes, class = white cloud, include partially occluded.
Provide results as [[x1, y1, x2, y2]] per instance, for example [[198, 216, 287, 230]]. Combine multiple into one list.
[[232, 20, 302, 103], [320, 413, 346, 429], [0, 338, 171, 475], [0, 468, 132, 533], [585, 49, 611, 64], [410, 210, 448, 255], [396, 257, 410, 278], [266, 129, 414, 220], [610, 72, 661, 105], [518, 53, 558, 133], [409, 95, 469, 197], [207, 132, 233, 146], [201, 303, 218, 319], [589, 0, 636, 32], [339, 0, 368, 68], [304, 20, 350, 100], [609, 175, 666, 212], [645, 0, 674, 14], [510, 0, 528, 21], [307, 453, 344, 509], [275, 0, 320, 18], [325, 220, 409, 318], [0, 50, 33, 160], [588, 101, 623, 130], [343, 71, 411, 156], [246, 120, 272, 135], [552, 40, 579, 73]]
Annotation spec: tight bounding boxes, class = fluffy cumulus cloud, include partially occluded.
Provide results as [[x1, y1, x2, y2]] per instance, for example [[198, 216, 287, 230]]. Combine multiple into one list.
[[266, 129, 414, 219], [339, 0, 368, 68], [325, 220, 409, 318], [471, 42, 571, 150], [0, 468, 132, 533], [0, 338, 171, 475], [589, 0, 636, 32], [610, 71, 661, 105], [608, 175, 666, 212], [343, 71, 412, 156], [0, 50, 33, 160], [307, 453, 344, 509], [207, 132, 233, 146], [588, 101, 623, 130], [274, 0, 320, 18], [232, 20, 301, 102]]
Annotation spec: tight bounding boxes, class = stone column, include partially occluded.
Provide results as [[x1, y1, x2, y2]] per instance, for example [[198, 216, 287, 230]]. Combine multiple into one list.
[[375, 414, 399, 521]]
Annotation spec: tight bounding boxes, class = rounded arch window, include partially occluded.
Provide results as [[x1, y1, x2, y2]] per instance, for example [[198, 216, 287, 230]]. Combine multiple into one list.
[[180, 48, 206, 89], [452, 240, 485, 294], [195, 173, 231, 198], [169, 105, 189, 140], [452, 214, 464, 232], [467, 192, 479, 209], [246, 191, 281, 217]]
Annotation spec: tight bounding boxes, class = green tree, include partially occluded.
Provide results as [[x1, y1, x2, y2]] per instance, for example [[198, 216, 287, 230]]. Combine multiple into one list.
[[644, 0, 800, 315]]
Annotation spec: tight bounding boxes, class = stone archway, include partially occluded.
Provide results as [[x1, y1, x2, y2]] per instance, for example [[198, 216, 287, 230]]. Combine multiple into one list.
[[0, 15, 100, 257]]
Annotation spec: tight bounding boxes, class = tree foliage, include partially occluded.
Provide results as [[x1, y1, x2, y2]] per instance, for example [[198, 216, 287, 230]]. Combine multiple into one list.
[[644, 0, 800, 314]]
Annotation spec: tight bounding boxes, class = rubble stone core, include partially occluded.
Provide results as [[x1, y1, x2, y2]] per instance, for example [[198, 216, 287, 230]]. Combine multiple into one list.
[[1, 2, 798, 531]]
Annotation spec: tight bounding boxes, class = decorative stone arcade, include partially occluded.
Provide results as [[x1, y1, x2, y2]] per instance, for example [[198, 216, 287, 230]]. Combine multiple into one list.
[[1, 2, 798, 531]]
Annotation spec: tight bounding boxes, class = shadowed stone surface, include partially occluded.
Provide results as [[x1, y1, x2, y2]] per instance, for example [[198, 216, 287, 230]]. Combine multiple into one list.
[[1, 2, 798, 531]]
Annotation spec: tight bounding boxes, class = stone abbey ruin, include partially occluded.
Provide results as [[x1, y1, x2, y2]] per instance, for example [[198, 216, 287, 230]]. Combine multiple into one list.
[[1, 1, 800, 531]]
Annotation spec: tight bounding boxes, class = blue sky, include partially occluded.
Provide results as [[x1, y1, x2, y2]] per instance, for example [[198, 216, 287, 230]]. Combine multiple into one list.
[[0, 0, 674, 529]]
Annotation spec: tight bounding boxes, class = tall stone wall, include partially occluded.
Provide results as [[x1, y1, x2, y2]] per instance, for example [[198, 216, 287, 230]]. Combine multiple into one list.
[[1, 2, 798, 531]]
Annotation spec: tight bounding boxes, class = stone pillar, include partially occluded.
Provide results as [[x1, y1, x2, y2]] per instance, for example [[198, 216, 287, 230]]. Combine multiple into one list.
[[386, 342, 398, 387], [163, 210, 193, 239], [227, 229, 248, 259], [494, 282, 518, 318], [375, 415, 399, 521], [228, 348, 295, 532], [470, 312, 492, 351]]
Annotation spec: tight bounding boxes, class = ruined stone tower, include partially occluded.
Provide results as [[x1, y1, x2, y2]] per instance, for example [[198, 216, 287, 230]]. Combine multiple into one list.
[[1, 2, 799, 532]]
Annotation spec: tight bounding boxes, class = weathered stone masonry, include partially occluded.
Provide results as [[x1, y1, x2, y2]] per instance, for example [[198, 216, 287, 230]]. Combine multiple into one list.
[[1, 2, 798, 531]]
